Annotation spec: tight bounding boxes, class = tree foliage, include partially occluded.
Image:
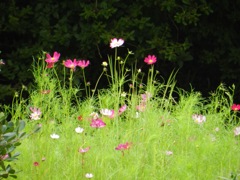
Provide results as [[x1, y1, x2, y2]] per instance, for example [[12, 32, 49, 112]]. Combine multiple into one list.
[[0, 0, 239, 104]]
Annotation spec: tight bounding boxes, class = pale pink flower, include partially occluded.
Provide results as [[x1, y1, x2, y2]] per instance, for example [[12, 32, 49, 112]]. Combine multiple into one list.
[[100, 108, 114, 118], [78, 60, 90, 69], [29, 107, 42, 120], [45, 51, 60, 63], [136, 103, 146, 112], [90, 119, 106, 128], [234, 126, 240, 136], [78, 146, 90, 153], [141, 92, 152, 102], [63, 59, 78, 70], [166, 151, 173, 156], [192, 114, 206, 124], [90, 112, 99, 120], [144, 55, 157, 65], [50, 133, 60, 139], [110, 38, 124, 48], [118, 104, 127, 115]]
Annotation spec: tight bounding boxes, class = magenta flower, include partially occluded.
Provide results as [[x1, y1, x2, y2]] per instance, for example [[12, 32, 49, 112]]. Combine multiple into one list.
[[29, 107, 42, 120], [63, 59, 78, 70], [231, 104, 240, 111], [118, 104, 127, 115], [144, 55, 157, 65], [110, 38, 124, 48], [45, 51, 60, 63], [78, 146, 90, 153], [115, 142, 132, 151], [90, 119, 106, 128], [78, 60, 90, 69]]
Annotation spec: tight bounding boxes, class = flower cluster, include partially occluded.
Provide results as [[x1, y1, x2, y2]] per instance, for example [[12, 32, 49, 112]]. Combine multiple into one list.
[[63, 59, 90, 70]]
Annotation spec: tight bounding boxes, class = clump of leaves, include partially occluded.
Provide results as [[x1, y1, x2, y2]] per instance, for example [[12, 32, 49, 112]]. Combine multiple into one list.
[[0, 112, 40, 179]]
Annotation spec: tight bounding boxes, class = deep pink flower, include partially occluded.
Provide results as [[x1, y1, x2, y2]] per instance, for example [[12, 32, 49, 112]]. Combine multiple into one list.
[[63, 59, 78, 70], [118, 104, 127, 115], [78, 60, 90, 69], [144, 55, 157, 65], [231, 104, 240, 111], [46, 62, 54, 68], [90, 119, 106, 128], [78, 146, 90, 153], [33, 162, 39, 166], [45, 51, 60, 63], [110, 38, 124, 48], [115, 142, 132, 151]]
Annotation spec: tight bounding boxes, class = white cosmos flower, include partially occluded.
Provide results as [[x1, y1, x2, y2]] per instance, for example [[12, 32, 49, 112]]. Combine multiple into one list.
[[50, 133, 60, 139], [110, 38, 124, 48], [75, 126, 84, 133], [85, 173, 93, 178]]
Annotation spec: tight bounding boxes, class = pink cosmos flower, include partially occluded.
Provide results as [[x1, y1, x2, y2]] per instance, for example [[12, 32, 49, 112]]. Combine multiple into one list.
[[90, 119, 106, 128], [30, 107, 42, 120], [63, 59, 78, 70], [118, 104, 127, 115], [78, 60, 90, 69], [231, 104, 240, 111], [144, 55, 157, 65], [110, 38, 124, 48], [78, 146, 90, 153], [192, 114, 206, 124], [45, 51, 61, 63], [234, 126, 240, 136], [100, 108, 115, 118], [115, 142, 132, 151], [141, 92, 152, 102]]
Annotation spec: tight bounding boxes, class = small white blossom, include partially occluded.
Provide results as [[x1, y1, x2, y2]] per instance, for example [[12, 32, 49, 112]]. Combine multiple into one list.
[[75, 127, 84, 133], [50, 133, 60, 139], [192, 114, 206, 124], [234, 126, 240, 136], [85, 173, 93, 178]]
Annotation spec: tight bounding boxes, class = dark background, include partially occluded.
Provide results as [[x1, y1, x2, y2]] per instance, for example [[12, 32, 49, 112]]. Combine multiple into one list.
[[0, 0, 240, 105]]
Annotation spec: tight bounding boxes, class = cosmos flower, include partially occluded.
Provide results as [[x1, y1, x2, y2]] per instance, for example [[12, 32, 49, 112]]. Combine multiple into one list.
[[75, 126, 84, 133], [192, 114, 206, 124], [29, 107, 42, 120], [78, 60, 90, 69], [50, 133, 60, 139], [90, 119, 106, 128], [144, 55, 157, 65], [45, 51, 60, 63], [63, 59, 79, 70], [110, 38, 124, 48]]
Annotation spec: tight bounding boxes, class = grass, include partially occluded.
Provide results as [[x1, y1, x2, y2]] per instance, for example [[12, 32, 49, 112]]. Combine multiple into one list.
[[2, 40, 240, 180]]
